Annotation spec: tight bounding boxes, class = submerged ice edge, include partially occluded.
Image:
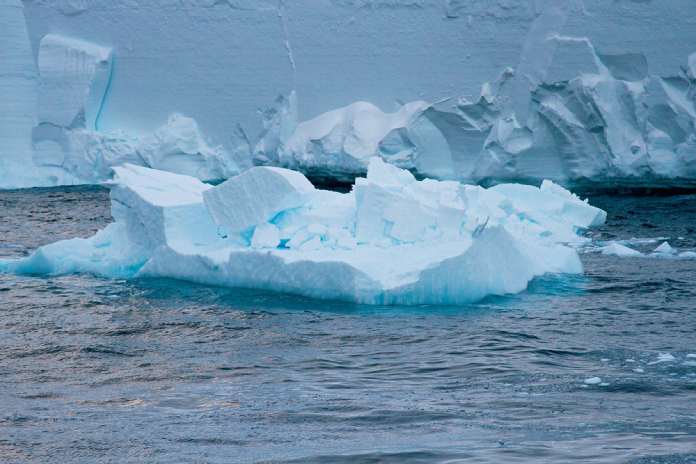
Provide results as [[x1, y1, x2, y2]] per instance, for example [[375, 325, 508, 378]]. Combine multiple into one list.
[[0, 158, 606, 305]]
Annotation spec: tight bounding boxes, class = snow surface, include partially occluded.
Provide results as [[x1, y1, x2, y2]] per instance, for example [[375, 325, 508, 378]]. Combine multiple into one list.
[[0, 159, 605, 305], [3, 1, 696, 188]]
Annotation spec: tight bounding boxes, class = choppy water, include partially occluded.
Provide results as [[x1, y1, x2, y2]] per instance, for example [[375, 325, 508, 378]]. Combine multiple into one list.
[[1, 187, 696, 464]]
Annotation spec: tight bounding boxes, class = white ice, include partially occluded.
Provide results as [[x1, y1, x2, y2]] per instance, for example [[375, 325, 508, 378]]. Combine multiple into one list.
[[5, 2, 696, 189], [653, 242, 677, 255], [601, 243, 643, 258], [37, 34, 112, 130], [0, 158, 605, 306]]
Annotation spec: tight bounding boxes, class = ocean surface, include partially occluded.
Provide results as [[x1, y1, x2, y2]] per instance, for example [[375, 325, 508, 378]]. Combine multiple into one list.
[[1, 186, 696, 464]]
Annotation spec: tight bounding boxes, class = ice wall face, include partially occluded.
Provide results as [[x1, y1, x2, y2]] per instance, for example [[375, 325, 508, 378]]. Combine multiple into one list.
[[0, 0, 38, 180], [257, 37, 696, 186], [0, 4, 239, 188], [36, 34, 112, 130], [3, 0, 696, 188]]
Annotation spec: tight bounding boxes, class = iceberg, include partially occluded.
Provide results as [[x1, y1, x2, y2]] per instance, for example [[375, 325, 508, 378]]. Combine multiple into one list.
[[0, 158, 605, 305]]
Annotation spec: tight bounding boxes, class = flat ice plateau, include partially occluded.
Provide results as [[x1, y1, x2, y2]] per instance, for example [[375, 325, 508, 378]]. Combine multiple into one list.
[[3, 1, 696, 188], [0, 159, 605, 305]]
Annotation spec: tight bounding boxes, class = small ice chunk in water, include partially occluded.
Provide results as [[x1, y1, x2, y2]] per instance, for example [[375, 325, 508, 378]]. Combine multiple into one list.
[[686, 354, 696, 359], [584, 377, 602, 385], [601, 242, 642, 257], [653, 242, 677, 254], [633, 368, 645, 373], [648, 352, 676, 364]]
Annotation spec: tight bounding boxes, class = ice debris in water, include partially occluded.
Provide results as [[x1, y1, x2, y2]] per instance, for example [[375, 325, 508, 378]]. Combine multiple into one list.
[[0, 158, 606, 305], [601, 242, 642, 258], [653, 242, 677, 255], [584, 377, 602, 385], [648, 353, 676, 365], [592, 240, 696, 260]]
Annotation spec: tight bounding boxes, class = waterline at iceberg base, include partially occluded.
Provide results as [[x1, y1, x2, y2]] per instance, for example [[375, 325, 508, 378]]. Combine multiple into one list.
[[0, 158, 605, 305]]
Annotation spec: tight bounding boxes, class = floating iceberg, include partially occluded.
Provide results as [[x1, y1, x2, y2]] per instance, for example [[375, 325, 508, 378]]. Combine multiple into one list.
[[0, 158, 606, 305]]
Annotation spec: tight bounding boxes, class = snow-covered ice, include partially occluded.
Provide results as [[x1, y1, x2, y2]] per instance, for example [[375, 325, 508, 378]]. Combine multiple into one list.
[[257, 42, 696, 187], [0, 158, 606, 305], [1, 25, 240, 188], [256, 100, 429, 181], [4, 1, 696, 188]]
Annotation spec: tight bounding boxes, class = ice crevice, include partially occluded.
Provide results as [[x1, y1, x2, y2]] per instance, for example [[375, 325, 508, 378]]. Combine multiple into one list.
[[277, 0, 297, 85]]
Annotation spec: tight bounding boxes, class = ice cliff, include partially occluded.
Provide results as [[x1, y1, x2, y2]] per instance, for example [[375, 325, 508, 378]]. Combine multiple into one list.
[[3, 0, 696, 188], [0, 159, 606, 305], [258, 41, 696, 186]]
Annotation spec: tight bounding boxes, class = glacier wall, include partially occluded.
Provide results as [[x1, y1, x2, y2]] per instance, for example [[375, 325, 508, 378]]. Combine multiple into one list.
[[3, 0, 696, 188]]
